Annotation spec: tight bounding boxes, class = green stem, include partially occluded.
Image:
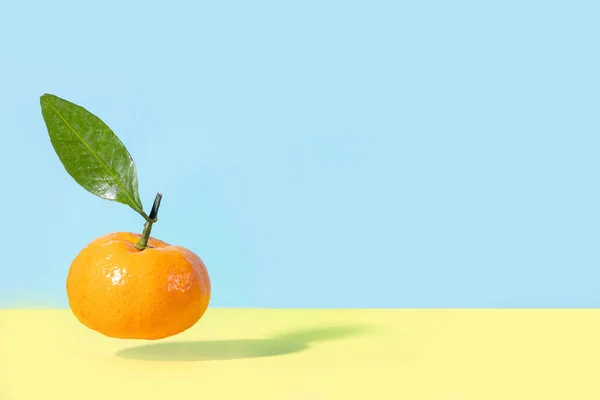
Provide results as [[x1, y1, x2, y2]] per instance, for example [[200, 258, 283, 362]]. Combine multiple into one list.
[[134, 192, 162, 250]]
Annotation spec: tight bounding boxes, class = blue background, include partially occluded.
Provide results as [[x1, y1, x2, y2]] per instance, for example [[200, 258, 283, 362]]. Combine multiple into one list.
[[1, 1, 599, 308]]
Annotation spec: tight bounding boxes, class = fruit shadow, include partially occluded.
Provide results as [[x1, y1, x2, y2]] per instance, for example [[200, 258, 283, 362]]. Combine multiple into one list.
[[115, 325, 371, 362]]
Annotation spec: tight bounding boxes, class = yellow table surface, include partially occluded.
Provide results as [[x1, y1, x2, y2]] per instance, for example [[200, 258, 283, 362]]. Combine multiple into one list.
[[1, 309, 600, 399]]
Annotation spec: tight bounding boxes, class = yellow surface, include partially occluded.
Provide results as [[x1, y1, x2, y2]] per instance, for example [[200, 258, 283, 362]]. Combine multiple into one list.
[[1, 309, 600, 399]]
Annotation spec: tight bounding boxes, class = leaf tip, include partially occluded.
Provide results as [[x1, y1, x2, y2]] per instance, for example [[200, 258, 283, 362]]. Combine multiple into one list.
[[40, 93, 53, 107]]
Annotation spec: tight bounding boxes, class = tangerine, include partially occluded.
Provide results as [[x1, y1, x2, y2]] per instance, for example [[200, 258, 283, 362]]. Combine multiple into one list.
[[66, 232, 211, 340]]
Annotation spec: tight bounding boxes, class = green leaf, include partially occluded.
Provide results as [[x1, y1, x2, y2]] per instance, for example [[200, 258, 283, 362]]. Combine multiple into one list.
[[40, 93, 144, 215]]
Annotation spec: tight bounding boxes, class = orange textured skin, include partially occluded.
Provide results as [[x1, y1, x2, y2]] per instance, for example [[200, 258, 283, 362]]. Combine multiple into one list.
[[66, 232, 211, 340]]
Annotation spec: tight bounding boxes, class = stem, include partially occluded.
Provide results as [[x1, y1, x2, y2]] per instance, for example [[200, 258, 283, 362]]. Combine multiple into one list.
[[134, 192, 162, 250]]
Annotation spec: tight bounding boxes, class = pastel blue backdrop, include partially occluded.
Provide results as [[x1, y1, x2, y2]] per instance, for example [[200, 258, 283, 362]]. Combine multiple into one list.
[[1, 1, 598, 308]]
